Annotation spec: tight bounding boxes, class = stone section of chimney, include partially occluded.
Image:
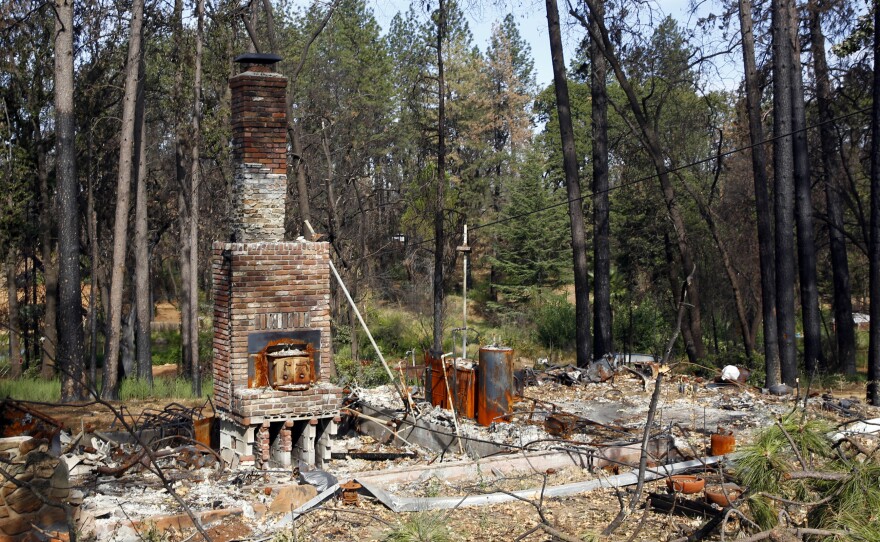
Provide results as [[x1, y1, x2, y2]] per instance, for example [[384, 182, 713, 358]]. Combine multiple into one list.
[[229, 68, 288, 242]]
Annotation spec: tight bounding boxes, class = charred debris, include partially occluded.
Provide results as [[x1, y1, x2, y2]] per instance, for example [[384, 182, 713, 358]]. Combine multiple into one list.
[[0, 353, 876, 542]]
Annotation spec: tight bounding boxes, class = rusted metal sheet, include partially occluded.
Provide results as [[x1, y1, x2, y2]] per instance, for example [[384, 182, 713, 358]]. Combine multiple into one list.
[[476, 346, 514, 426], [193, 416, 215, 449], [451, 363, 476, 419], [0, 400, 64, 441], [544, 412, 580, 438], [425, 351, 448, 408]]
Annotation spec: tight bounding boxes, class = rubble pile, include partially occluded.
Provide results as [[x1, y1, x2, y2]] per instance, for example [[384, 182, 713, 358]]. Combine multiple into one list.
[[0, 436, 72, 539], [0, 356, 876, 541]]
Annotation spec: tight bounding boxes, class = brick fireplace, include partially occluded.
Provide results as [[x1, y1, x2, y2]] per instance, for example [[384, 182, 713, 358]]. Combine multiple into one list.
[[212, 53, 342, 468]]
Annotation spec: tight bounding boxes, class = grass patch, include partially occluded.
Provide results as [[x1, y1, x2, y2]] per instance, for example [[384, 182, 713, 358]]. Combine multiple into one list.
[[0, 375, 212, 403], [120, 376, 213, 401], [0, 377, 60, 402], [151, 328, 213, 366]]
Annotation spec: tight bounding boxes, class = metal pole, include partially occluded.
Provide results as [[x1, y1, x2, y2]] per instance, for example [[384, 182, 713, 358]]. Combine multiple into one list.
[[462, 224, 468, 360]]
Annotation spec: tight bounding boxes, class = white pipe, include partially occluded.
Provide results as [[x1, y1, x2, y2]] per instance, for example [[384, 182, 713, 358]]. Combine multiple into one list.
[[356, 456, 727, 512], [462, 224, 468, 360]]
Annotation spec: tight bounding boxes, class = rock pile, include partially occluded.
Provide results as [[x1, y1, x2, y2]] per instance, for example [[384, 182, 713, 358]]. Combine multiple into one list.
[[0, 436, 72, 539]]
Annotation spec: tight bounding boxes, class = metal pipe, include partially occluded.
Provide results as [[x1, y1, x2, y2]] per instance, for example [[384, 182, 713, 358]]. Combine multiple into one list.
[[462, 224, 468, 359], [440, 352, 464, 453]]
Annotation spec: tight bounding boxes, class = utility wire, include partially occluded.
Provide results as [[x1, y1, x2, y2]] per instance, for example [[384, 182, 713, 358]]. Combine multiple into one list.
[[396, 104, 871, 251]]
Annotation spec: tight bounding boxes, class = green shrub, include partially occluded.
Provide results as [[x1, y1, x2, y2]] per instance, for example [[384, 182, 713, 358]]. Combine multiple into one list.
[[151, 329, 182, 366], [533, 295, 576, 352], [150, 328, 212, 367], [333, 346, 390, 387], [120, 376, 213, 401], [612, 299, 669, 355], [383, 511, 454, 542]]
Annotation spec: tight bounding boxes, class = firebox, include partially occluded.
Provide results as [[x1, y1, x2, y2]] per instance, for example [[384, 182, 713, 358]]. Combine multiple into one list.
[[212, 53, 342, 469]]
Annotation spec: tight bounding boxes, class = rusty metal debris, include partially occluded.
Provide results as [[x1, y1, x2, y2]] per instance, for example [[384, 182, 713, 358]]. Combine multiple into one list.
[[133, 400, 215, 448], [0, 400, 65, 443], [339, 480, 361, 505]]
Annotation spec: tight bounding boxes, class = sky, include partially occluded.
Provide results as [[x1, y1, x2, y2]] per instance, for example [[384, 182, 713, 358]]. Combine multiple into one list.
[[366, 0, 702, 90]]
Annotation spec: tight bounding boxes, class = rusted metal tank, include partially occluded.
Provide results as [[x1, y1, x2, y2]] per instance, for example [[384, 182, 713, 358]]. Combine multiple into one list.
[[476, 346, 514, 426], [425, 350, 448, 408], [451, 360, 477, 419]]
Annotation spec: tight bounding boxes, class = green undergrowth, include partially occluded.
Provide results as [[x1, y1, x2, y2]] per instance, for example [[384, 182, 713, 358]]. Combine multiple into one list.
[[734, 411, 879, 538], [383, 511, 455, 542], [151, 328, 213, 366], [0, 375, 213, 402], [0, 377, 61, 402]]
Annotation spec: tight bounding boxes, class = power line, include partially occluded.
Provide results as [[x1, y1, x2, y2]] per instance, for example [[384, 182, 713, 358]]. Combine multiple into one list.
[[399, 104, 871, 251]]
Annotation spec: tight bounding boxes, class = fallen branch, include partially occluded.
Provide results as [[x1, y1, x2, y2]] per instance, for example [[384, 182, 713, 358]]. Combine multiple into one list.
[[782, 470, 847, 481], [538, 523, 583, 542]]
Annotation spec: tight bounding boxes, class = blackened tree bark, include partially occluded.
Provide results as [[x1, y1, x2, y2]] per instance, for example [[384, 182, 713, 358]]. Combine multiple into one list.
[[36, 140, 58, 380], [87, 173, 98, 387], [810, 0, 856, 376], [54, 0, 86, 401], [6, 250, 20, 379], [738, 0, 780, 386], [867, 0, 880, 406], [590, 0, 612, 359], [433, 0, 448, 354], [788, 0, 823, 375], [189, 0, 204, 397], [103, 0, 145, 400], [548, 0, 592, 367], [133, 42, 152, 385], [172, 0, 192, 379], [772, 0, 798, 387], [577, 0, 703, 361]]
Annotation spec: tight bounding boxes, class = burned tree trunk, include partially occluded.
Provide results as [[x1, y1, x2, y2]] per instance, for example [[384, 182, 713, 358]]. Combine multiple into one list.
[[133, 41, 152, 385], [868, 0, 880, 406], [433, 0, 448, 355], [54, 0, 86, 400], [788, 0, 824, 375], [578, 0, 703, 361], [810, 0, 856, 376], [591, 0, 612, 359], [738, 0, 780, 386], [547, 0, 592, 367], [772, 0, 798, 387]]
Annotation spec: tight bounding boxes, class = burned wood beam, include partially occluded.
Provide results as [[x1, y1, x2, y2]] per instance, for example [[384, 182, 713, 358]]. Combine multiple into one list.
[[330, 451, 418, 461]]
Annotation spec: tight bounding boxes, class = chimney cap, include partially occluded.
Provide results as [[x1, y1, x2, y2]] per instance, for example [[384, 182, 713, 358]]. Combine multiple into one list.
[[234, 53, 282, 65]]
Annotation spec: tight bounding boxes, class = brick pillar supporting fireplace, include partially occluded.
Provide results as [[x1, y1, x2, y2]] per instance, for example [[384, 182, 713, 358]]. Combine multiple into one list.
[[213, 54, 342, 468]]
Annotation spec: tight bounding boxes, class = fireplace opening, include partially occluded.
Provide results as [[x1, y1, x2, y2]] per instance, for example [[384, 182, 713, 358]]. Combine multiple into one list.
[[265, 340, 315, 390]]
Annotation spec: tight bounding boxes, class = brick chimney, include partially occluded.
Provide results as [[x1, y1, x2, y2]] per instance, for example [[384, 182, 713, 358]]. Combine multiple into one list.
[[229, 53, 287, 242], [213, 54, 341, 469]]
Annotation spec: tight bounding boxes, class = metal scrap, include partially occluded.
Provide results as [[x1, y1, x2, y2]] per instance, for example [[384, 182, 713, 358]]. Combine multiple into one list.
[[0, 399, 65, 443]]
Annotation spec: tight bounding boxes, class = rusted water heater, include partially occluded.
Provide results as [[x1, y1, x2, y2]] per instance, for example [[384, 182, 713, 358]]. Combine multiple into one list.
[[425, 350, 448, 409], [476, 346, 514, 426]]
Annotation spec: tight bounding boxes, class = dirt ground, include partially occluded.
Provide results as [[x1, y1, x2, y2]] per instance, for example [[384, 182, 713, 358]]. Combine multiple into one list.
[[292, 480, 718, 542]]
